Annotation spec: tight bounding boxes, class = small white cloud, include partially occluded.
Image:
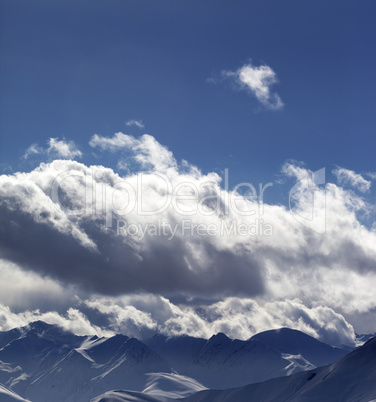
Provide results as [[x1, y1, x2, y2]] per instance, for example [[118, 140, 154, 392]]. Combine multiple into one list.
[[89, 133, 176, 171], [222, 61, 284, 110], [23, 144, 43, 159], [126, 119, 144, 129], [281, 161, 309, 181], [366, 172, 376, 180], [23, 139, 82, 161], [89, 132, 137, 152], [47, 138, 82, 159], [333, 167, 371, 193]]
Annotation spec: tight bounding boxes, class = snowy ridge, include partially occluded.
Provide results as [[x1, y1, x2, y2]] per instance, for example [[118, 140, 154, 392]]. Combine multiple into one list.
[[95, 337, 376, 401], [0, 322, 171, 401], [142, 373, 207, 399], [0, 383, 30, 401], [183, 337, 376, 402], [0, 321, 356, 401], [145, 329, 348, 389], [26, 335, 171, 401], [250, 327, 349, 367]]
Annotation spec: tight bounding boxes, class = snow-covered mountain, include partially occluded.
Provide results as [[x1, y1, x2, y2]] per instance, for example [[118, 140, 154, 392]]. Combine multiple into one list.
[[0, 322, 170, 402], [145, 328, 348, 389], [183, 336, 376, 402], [250, 327, 348, 367], [0, 321, 353, 401], [0, 384, 30, 402], [0, 321, 86, 398]]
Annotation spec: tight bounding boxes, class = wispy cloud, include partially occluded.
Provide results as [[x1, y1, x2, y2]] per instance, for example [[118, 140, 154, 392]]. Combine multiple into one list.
[[366, 172, 376, 180], [23, 138, 82, 160], [222, 61, 284, 110], [126, 119, 144, 129], [333, 167, 371, 192], [23, 144, 43, 159]]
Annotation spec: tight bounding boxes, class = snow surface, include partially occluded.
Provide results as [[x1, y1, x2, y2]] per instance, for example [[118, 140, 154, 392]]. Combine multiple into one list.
[[144, 329, 348, 389], [0, 322, 171, 401], [26, 335, 171, 401], [183, 337, 376, 402], [0, 321, 359, 402], [251, 327, 349, 367], [92, 373, 206, 402], [142, 372, 206, 398], [91, 389, 171, 402], [0, 383, 30, 401]]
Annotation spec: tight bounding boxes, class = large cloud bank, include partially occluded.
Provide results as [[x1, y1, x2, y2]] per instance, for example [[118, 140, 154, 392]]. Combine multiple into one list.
[[0, 133, 376, 346]]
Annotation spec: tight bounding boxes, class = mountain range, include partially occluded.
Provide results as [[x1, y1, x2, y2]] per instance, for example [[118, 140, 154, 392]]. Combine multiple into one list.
[[0, 321, 374, 401]]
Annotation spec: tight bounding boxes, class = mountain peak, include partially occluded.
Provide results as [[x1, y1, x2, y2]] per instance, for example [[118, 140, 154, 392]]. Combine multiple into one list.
[[208, 332, 231, 343], [250, 327, 349, 368], [27, 320, 53, 331]]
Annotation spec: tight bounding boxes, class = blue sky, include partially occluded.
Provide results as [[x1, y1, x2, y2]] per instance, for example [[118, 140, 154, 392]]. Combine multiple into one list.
[[1, 0, 375, 187], [1, 1, 376, 342]]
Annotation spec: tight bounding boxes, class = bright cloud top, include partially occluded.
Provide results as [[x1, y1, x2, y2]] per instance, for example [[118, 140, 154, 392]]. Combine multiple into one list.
[[223, 61, 284, 110], [90, 133, 176, 171], [0, 294, 357, 348], [333, 166, 371, 193], [47, 138, 82, 159]]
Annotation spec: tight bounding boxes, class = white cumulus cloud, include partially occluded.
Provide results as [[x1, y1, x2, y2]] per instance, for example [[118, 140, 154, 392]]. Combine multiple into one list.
[[47, 138, 82, 159], [222, 61, 284, 110], [90, 132, 177, 171], [3, 133, 376, 343]]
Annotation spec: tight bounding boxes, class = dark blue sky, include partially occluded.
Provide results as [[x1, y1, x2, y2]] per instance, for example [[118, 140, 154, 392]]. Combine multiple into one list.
[[2, 0, 376, 341], [1, 0, 375, 189]]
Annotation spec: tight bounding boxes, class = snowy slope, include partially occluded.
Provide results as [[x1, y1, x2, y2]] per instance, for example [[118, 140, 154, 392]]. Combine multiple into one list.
[[250, 327, 349, 367], [145, 334, 205, 374], [0, 327, 23, 350], [0, 322, 171, 402], [0, 321, 85, 396], [93, 372, 207, 401], [0, 321, 354, 401], [92, 373, 205, 402], [26, 335, 172, 402], [182, 336, 376, 402], [0, 383, 30, 401], [145, 330, 348, 389], [143, 372, 207, 399], [91, 389, 171, 402]]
